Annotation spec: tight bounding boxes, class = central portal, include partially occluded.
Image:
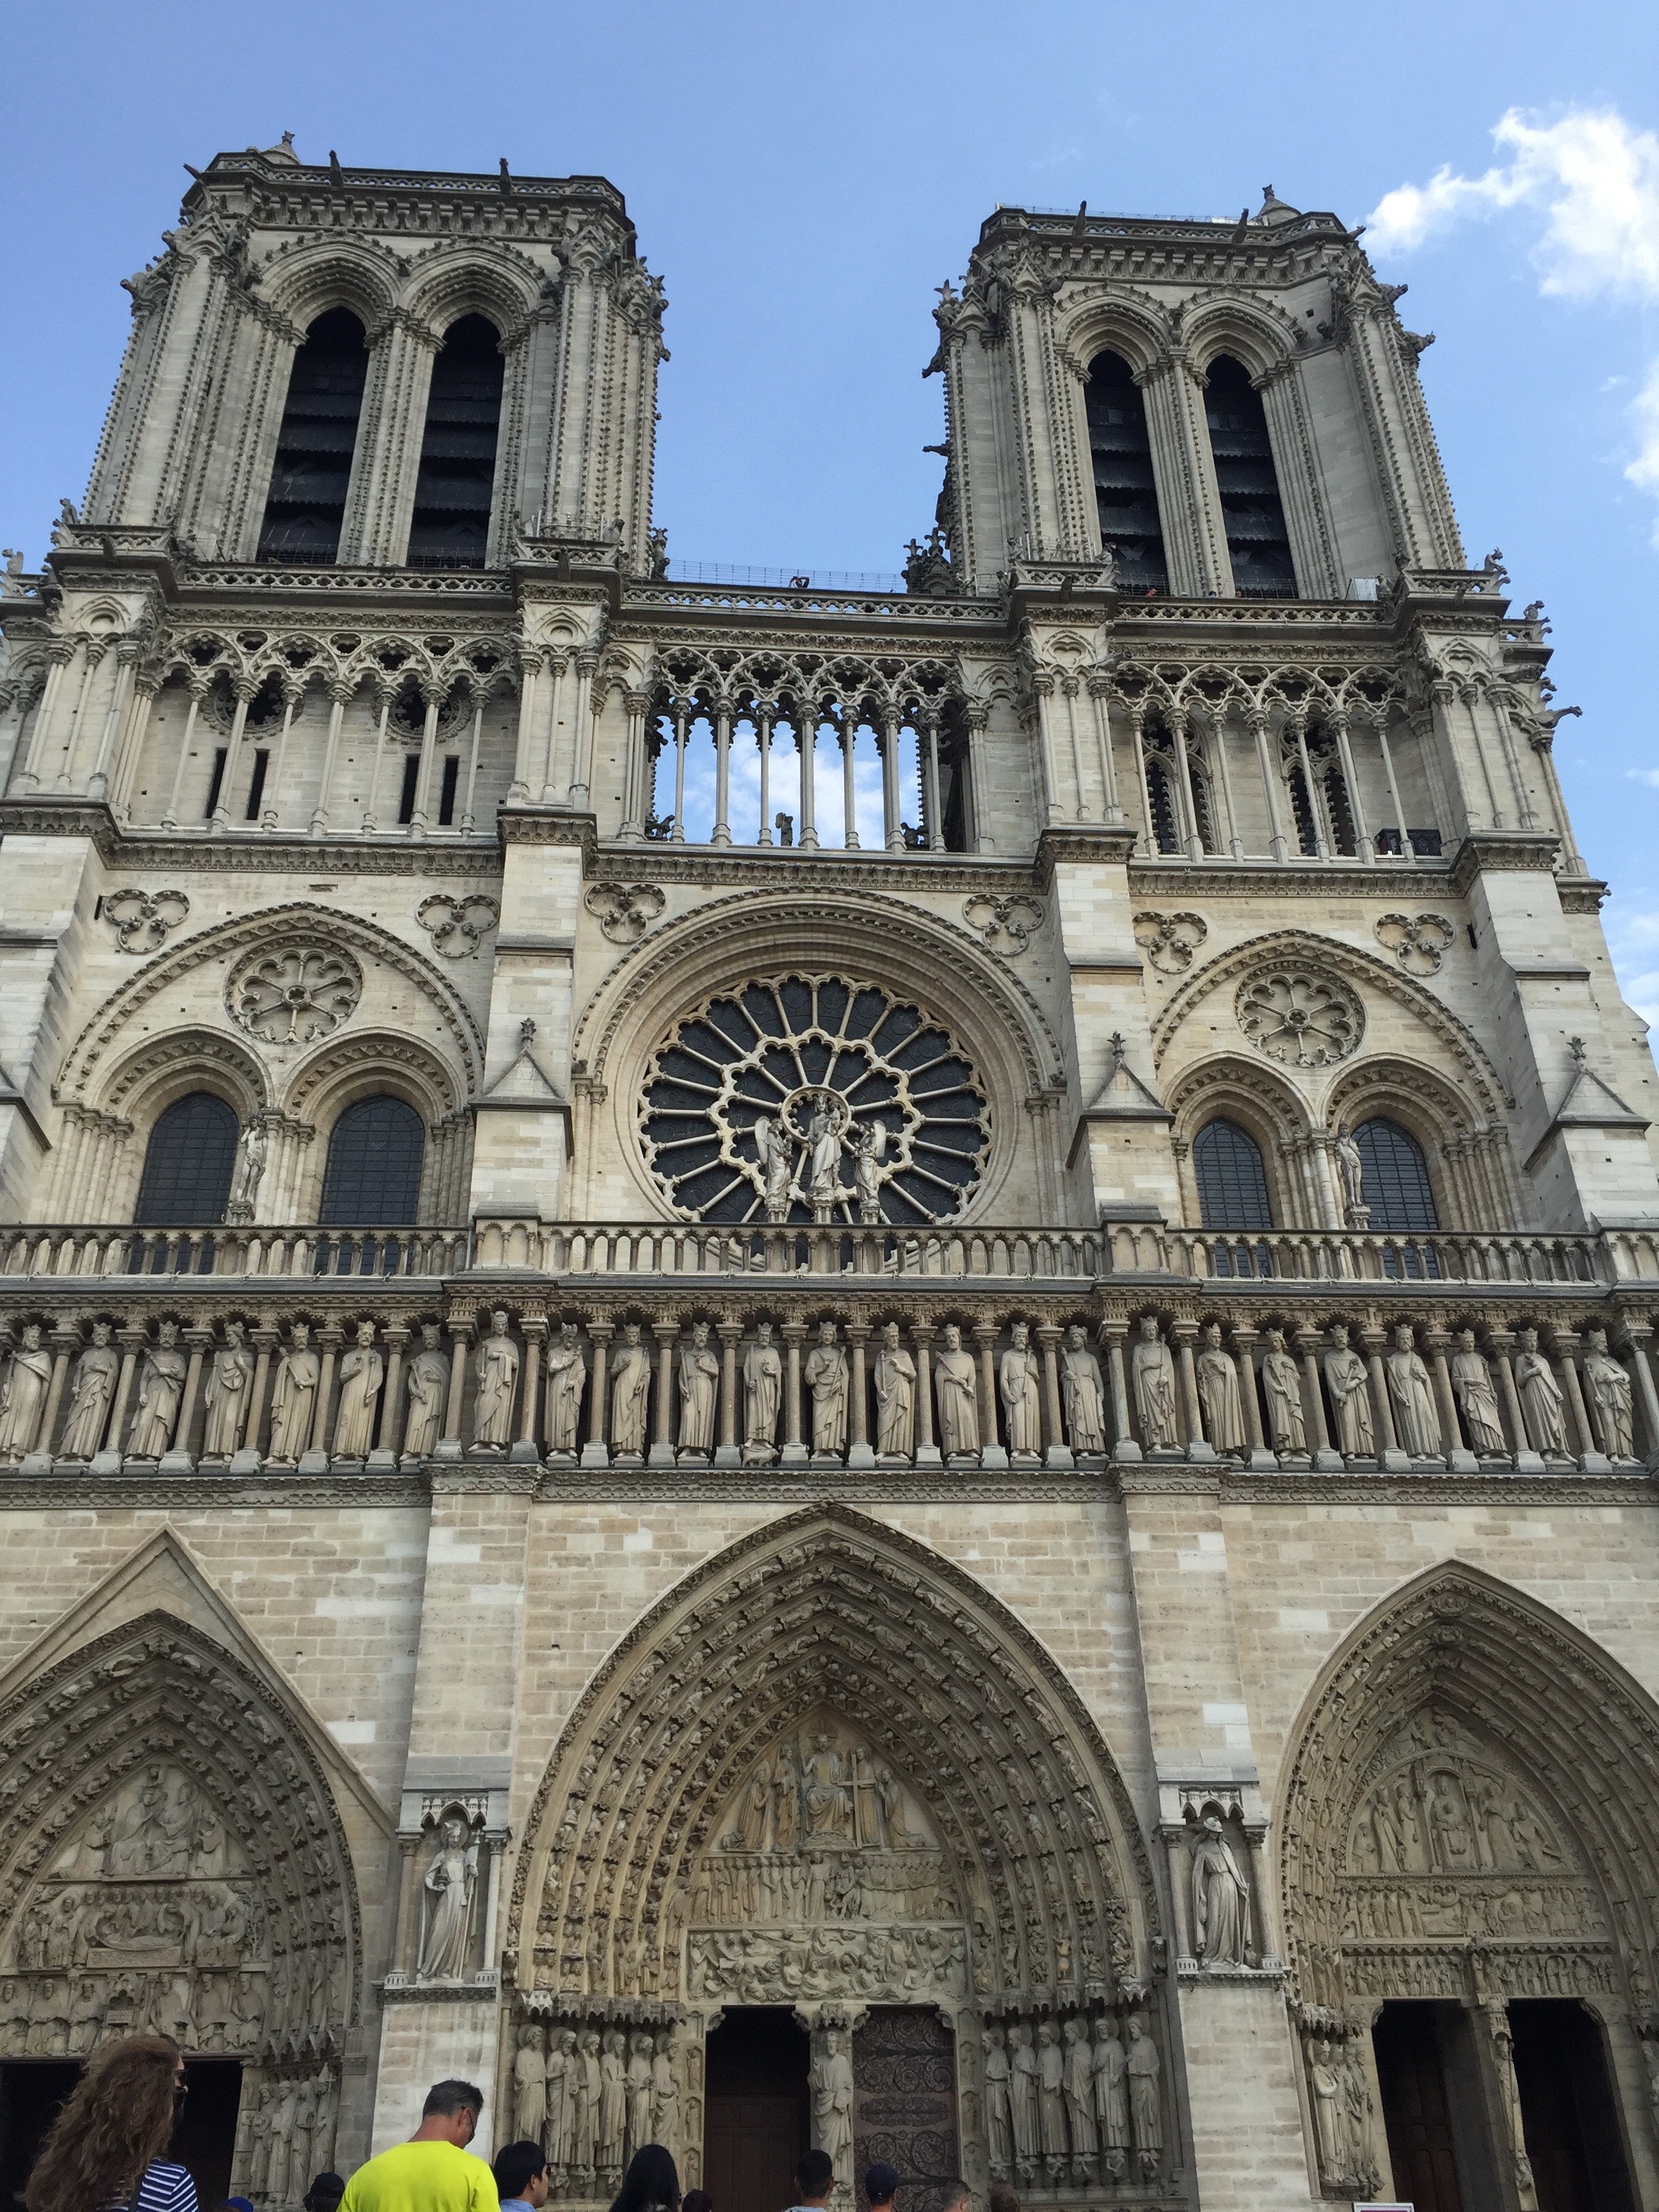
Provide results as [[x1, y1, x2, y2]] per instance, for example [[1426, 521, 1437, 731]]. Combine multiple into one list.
[[704, 2008, 810, 2212]]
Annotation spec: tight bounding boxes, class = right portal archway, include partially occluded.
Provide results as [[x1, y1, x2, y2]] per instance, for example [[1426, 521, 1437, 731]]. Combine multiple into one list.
[[1277, 1563, 1656, 2207]]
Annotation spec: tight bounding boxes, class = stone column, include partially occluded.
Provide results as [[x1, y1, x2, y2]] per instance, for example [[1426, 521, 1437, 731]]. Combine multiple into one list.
[[1172, 1321, 1216, 1463], [910, 1323, 941, 1469], [158, 1326, 212, 1472], [973, 1322, 1008, 1469], [1550, 1328, 1608, 1469], [438, 1318, 472, 1461], [581, 1322, 613, 1469], [1294, 1327, 1343, 1471], [1101, 1319, 1139, 1462], [379, 1325, 409, 1463], [1036, 1324, 1073, 1469], [100, 1326, 146, 1471], [38, 1326, 77, 1460], [650, 1324, 678, 1468], [712, 699, 733, 844], [1359, 1324, 1408, 1470], [245, 1323, 278, 1461], [846, 1323, 874, 1469], [1423, 1328, 1477, 1472], [713, 1320, 742, 1469], [1484, 1328, 1541, 1473], [1619, 1322, 1659, 1463], [781, 1321, 808, 1468], [300, 1325, 342, 1474], [516, 1317, 546, 1465]]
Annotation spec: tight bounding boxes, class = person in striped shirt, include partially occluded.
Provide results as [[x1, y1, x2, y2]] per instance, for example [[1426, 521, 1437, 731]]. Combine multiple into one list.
[[24, 2032, 197, 2212]]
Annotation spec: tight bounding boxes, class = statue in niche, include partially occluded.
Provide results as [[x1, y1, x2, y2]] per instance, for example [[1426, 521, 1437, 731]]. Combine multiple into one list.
[[1131, 1317, 1179, 1450], [1260, 1330, 1305, 1452], [123, 1318, 184, 1460], [651, 2029, 678, 2146], [1060, 1324, 1105, 1453], [1387, 1323, 1441, 1455], [1008, 2021, 1040, 2165], [626, 2030, 653, 2159], [514, 2025, 546, 2144], [598, 2027, 627, 2173], [1343, 2043, 1378, 2192], [743, 1323, 782, 1455], [935, 1322, 979, 1456], [416, 1812, 478, 1980], [331, 1320, 383, 1457], [1093, 2020, 1129, 2177], [753, 1115, 795, 1223], [1309, 2039, 1343, 2182], [873, 1320, 916, 1456], [60, 1322, 119, 1459], [611, 1323, 652, 1456], [1334, 1123, 1366, 1219], [810, 2027, 855, 2172], [1036, 2020, 1066, 2163], [473, 1310, 518, 1447], [1001, 1322, 1042, 1456], [402, 1322, 449, 1457], [1190, 1814, 1251, 1965], [1196, 1322, 1245, 1452], [1063, 2017, 1097, 2162], [0, 1324, 52, 1460], [804, 1321, 848, 1456], [544, 1323, 586, 1455], [1126, 2017, 1162, 2177], [1514, 1326, 1568, 1454], [268, 1323, 319, 1460], [1323, 1323, 1374, 1456], [1451, 1328, 1507, 1454], [226, 1120, 267, 1223], [802, 1733, 853, 1843], [983, 2025, 1013, 2171], [1582, 1328, 1635, 1458], [678, 1322, 718, 1452]]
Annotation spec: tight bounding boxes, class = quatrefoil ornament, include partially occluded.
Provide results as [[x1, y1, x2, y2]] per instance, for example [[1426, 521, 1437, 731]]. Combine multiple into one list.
[[1133, 909, 1208, 977], [416, 893, 500, 960], [962, 894, 1045, 956], [104, 887, 190, 955], [1374, 912, 1456, 977], [585, 882, 667, 945]]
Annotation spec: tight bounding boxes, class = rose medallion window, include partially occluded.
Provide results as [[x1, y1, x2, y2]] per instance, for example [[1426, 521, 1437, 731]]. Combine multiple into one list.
[[640, 975, 989, 1225]]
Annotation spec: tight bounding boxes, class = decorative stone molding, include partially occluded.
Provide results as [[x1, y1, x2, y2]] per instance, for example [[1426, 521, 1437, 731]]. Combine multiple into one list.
[[961, 894, 1044, 956], [415, 892, 499, 959], [586, 881, 666, 945], [1132, 909, 1206, 976], [1374, 910, 1456, 975], [227, 943, 363, 1048], [102, 887, 190, 954], [1235, 966, 1364, 1067]]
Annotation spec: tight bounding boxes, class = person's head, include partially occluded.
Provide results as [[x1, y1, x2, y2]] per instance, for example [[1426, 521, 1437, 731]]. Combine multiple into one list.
[[1011, 1321, 1027, 1346], [609, 2143, 681, 2212], [1066, 1324, 1085, 1349], [91, 1322, 110, 1347], [356, 1321, 374, 1347], [682, 2192, 714, 2212], [692, 1321, 708, 1345], [1139, 1316, 1158, 1339], [865, 2162, 900, 2209], [302, 2177, 345, 2212], [1203, 1322, 1221, 1347], [217, 2199, 255, 2212], [987, 2185, 1021, 2212], [937, 2186, 969, 2212], [1460, 1328, 1477, 1351], [1329, 1323, 1347, 1347], [1394, 1323, 1414, 1349], [416, 2079, 484, 2147], [492, 1310, 509, 1337], [493, 2142, 550, 2208], [23, 2032, 184, 2212], [796, 2150, 834, 2205]]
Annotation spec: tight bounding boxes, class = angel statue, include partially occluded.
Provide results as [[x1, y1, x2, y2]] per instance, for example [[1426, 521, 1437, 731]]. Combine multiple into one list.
[[753, 1115, 796, 1223], [853, 1119, 888, 1223]]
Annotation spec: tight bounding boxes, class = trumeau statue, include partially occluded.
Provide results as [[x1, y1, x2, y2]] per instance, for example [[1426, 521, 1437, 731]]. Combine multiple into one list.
[[1260, 1330, 1305, 1453], [403, 1322, 449, 1457], [804, 1321, 848, 1455], [811, 2027, 855, 2172], [545, 1322, 587, 1454], [1131, 1317, 1179, 1451], [1195, 1322, 1244, 1453], [935, 1322, 979, 1456], [678, 1320, 718, 1452], [1323, 1324, 1374, 1457], [1514, 1326, 1568, 1455], [1060, 1324, 1105, 1454]]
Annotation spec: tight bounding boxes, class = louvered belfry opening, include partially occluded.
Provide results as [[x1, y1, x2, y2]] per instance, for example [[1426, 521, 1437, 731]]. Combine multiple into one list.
[[407, 314, 504, 569], [1203, 354, 1296, 598], [1084, 350, 1168, 592], [256, 308, 369, 563]]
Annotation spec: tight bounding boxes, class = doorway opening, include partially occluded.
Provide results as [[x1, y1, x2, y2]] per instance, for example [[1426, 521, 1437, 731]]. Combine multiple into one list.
[[704, 2007, 809, 2212], [0, 2057, 243, 2212], [1372, 2003, 1497, 2212], [1510, 2001, 1635, 2212]]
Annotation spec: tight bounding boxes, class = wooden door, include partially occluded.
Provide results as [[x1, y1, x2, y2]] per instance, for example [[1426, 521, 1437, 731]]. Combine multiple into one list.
[[852, 2008, 958, 2212], [704, 2007, 809, 2212], [1373, 2005, 1465, 2212]]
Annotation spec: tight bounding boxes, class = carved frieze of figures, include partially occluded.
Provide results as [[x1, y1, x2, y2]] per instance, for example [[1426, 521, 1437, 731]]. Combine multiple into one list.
[[1345, 1711, 1570, 1882], [983, 2006, 1162, 2187], [688, 1921, 966, 2003], [1295, 2014, 1380, 2200], [245, 2068, 342, 2209], [512, 2008, 689, 2198]]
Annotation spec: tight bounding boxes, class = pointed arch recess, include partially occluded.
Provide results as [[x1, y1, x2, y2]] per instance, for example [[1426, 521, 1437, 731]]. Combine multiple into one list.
[[0, 1601, 367, 2052], [1276, 1562, 1659, 2018], [506, 1506, 1158, 2003]]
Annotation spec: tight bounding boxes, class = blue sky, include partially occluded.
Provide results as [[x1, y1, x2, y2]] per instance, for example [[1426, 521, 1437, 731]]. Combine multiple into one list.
[[4, 2, 1658, 1008]]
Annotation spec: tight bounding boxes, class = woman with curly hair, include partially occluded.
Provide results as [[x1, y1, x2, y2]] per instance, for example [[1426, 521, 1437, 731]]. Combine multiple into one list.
[[24, 2032, 197, 2212]]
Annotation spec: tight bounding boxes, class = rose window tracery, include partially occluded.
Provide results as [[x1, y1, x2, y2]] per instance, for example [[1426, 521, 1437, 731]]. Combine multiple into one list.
[[640, 975, 989, 1225], [228, 943, 363, 1047], [1235, 967, 1363, 1067]]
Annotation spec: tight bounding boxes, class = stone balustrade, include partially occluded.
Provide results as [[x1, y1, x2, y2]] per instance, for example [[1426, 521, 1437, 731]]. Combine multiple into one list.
[[0, 1223, 470, 1281]]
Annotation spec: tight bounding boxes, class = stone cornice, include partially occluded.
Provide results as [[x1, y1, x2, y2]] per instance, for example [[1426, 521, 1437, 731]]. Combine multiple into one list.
[[0, 801, 502, 878], [1128, 857, 1454, 901], [1449, 829, 1564, 894], [1035, 826, 1139, 888], [497, 806, 598, 855], [1557, 876, 1610, 914], [583, 842, 1043, 895]]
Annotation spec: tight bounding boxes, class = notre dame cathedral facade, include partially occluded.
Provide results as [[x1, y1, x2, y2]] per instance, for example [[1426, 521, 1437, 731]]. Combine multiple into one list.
[[1, 139, 1657, 2212]]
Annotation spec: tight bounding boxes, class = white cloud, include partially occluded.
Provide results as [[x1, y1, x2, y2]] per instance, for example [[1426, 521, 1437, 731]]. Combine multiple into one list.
[[1628, 766, 1659, 789], [1367, 107, 1659, 518]]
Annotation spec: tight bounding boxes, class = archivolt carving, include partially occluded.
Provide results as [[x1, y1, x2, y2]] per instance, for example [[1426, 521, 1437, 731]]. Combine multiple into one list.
[[1277, 1563, 1659, 2016], [98, 1028, 273, 1124], [506, 1506, 1158, 2008], [0, 1605, 365, 2058], [401, 240, 546, 343], [1151, 929, 1513, 1116], [255, 237, 403, 333], [56, 904, 485, 1105], [281, 1029, 466, 1125]]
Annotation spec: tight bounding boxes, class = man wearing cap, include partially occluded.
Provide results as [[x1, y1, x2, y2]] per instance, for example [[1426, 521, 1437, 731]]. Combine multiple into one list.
[[865, 2165, 899, 2212]]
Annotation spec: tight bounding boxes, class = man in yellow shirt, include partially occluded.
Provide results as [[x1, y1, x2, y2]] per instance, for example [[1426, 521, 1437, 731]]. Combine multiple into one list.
[[340, 2081, 499, 2212]]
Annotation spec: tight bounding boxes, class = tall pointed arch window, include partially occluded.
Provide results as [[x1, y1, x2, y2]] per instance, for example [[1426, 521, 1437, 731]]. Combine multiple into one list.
[[1203, 354, 1296, 598], [1084, 351, 1168, 591], [134, 1092, 239, 1224], [319, 1096, 426, 1223], [1354, 1118, 1439, 1231], [257, 308, 369, 562], [407, 315, 504, 569], [1193, 1118, 1273, 1231]]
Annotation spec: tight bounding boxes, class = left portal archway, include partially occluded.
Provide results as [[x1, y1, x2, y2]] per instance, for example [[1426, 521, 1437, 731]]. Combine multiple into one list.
[[0, 1607, 365, 2201]]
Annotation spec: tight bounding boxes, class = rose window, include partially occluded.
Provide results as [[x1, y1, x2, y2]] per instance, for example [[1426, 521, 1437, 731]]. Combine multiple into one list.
[[640, 975, 989, 1225], [228, 944, 363, 1047], [1235, 967, 1364, 1067]]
